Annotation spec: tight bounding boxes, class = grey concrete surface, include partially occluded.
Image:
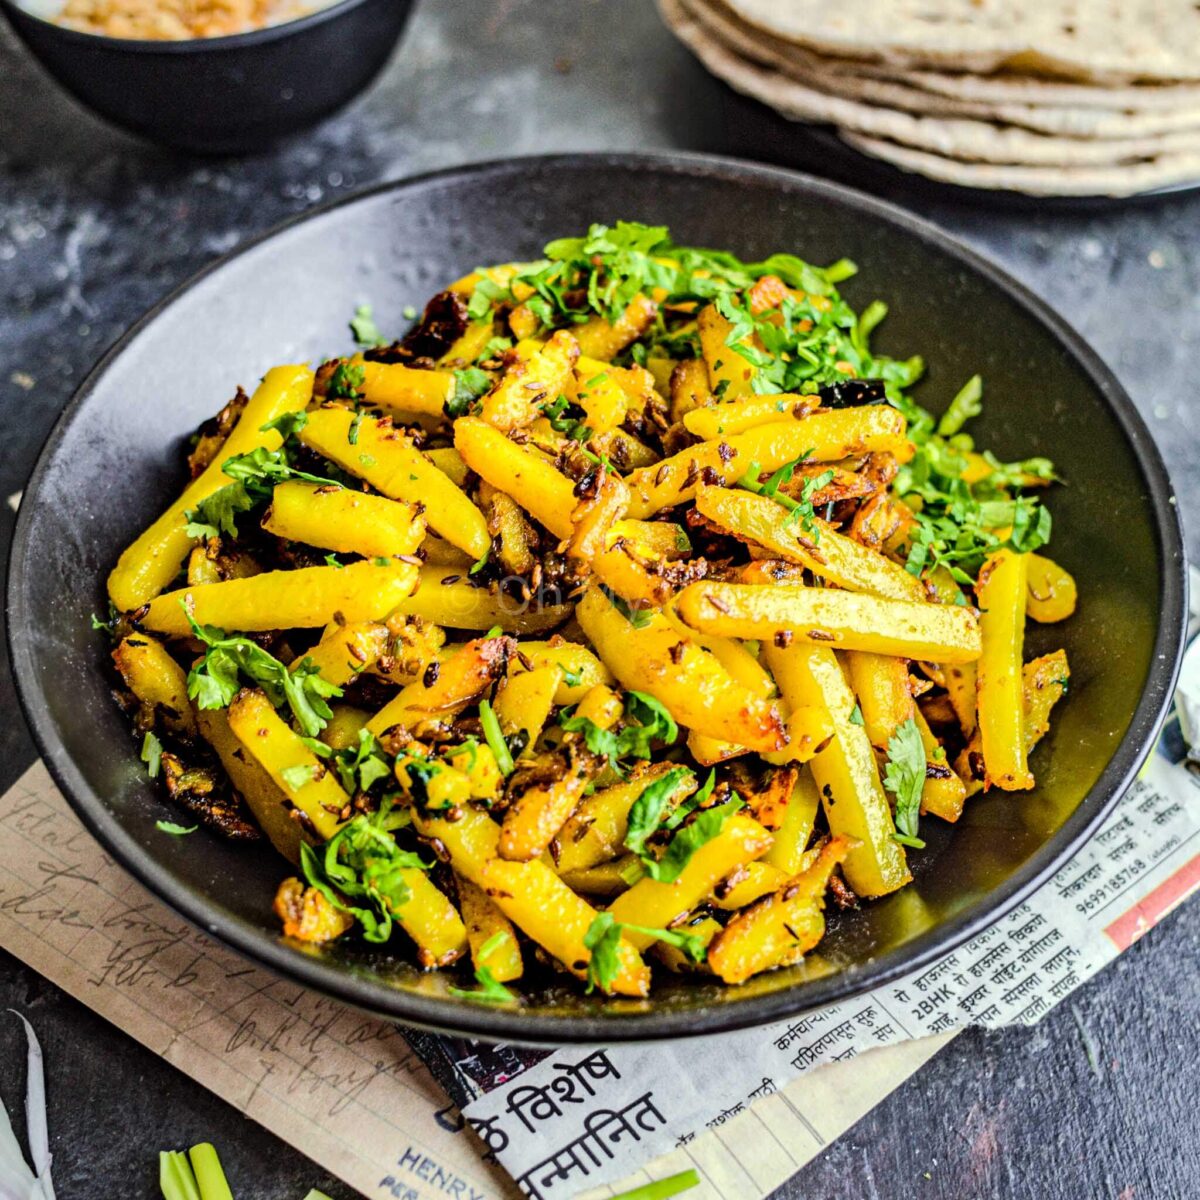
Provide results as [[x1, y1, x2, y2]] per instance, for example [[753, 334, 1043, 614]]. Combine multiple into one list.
[[1, 1, 1197, 1197]]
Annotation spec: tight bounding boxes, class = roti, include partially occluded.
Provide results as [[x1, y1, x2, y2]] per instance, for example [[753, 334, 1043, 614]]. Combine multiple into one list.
[[724, 0, 1200, 84], [663, 0, 1200, 166]]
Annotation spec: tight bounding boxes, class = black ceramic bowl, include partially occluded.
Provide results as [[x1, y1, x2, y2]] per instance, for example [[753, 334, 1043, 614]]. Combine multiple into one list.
[[7, 154, 1187, 1043], [0, 0, 413, 154]]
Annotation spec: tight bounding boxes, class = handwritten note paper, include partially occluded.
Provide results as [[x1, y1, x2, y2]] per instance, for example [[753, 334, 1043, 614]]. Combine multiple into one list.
[[0, 761, 967, 1200]]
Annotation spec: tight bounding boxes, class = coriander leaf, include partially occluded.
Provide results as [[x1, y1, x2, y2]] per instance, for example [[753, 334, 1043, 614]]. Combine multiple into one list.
[[469, 547, 491, 576], [849, 704, 865, 727], [141, 730, 163, 779], [280, 763, 319, 790], [327, 362, 365, 400], [156, 820, 197, 836], [478, 699, 514, 776], [260, 410, 309, 439], [664, 769, 716, 831], [623, 767, 692, 857], [299, 805, 430, 943], [447, 366, 492, 418], [448, 932, 517, 1003], [183, 606, 342, 736], [350, 304, 387, 348], [883, 718, 926, 850], [561, 665, 585, 689], [638, 796, 744, 883], [331, 728, 394, 795], [600, 585, 653, 629], [583, 911, 705, 993], [448, 965, 515, 1004], [937, 375, 983, 437], [560, 689, 678, 773]]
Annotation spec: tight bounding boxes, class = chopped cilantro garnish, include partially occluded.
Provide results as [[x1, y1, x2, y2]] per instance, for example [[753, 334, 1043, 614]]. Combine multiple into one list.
[[327, 362, 365, 400], [155, 820, 197, 836], [183, 604, 341, 737], [350, 304, 387, 348], [883, 718, 926, 850], [447, 366, 492, 418], [583, 910, 706, 993], [560, 690, 678, 774], [448, 932, 517, 1004], [141, 730, 163, 779], [299, 802, 431, 943]]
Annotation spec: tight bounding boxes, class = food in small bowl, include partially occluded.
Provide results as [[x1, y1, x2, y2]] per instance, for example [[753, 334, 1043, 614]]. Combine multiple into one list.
[[0, 0, 414, 153], [54, 0, 320, 39], [98, 221, 1075, 1001]]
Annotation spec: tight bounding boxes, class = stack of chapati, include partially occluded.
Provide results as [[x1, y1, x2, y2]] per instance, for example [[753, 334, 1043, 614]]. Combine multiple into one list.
[[658, 0, 1200, 196]]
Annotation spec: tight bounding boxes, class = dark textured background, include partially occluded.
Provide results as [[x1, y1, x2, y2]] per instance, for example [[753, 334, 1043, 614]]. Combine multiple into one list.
[[1, 2, 1197, 1197]]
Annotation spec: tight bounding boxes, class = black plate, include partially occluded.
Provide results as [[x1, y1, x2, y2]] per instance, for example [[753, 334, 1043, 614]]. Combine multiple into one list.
[[6, 153, 1187, 1043]]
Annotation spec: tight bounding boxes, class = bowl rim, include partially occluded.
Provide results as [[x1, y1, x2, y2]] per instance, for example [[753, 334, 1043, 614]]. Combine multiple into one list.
[[7, 151, 1188, 1044], [0, 0, 369, 51]]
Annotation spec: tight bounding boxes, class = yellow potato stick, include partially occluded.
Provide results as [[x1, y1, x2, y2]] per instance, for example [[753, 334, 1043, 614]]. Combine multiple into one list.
[[300, 407, 490, 558], [493, 665, 560, 754], [607, 813, 773, 945], [575, 366, 629, 435], [1026, 553, 1078, 623], [707, 837, 851, 984], [577, 586, 788, 752], [571, 684, 624, 729], [141, 560, 418, 636], [321, 705, 370, 751], [914, 707, 967, 823], [392, 870, 469, 968], [559, 858, 639, 898], [227, 689, 346, 841], [668, 357, 713, 424], [762, 704, 835, 765], [367, 636, 512, 738], [626, 406, 911, 517], [262, 481, 425, 559], [194, 705, 302, 863], [695, 486, 926, 602], [437, 321, 497, 368], [761, 770, 821, 875], [763, 642, 910, 898], [674, 580, 981, 663], [944, 660, 978, 739], [698, 302, 757, 398], [480, 330, 579, 431], [483, 487, 537, 576], [683, 392, 819, 441], [112, 635, 197, 737], [108, 364, 314, 611], [1024, 649, 1070, 754], [424, 446, 470, 487], [712, 861, 788, 910], [302, 621, 390, 687], [845, 652, 913, 749], [420, 536, 475, 568], [390, 565, 573, 632], [412, 806, 501, 887], [480, 856, 650, 996], [976, 550, 1034, 791], [454, 416, 576, 538], [572, 294, 657, 361], [509, 640, 614, 704], [553, 764, 695, 874], [457, 878, 523, 983], [499, 766, 591, 862], [356, 360, 455, 420]]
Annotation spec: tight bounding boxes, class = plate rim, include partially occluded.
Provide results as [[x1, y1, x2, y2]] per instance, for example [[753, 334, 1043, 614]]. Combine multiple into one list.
[[6, 150, 1188, 1043]]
